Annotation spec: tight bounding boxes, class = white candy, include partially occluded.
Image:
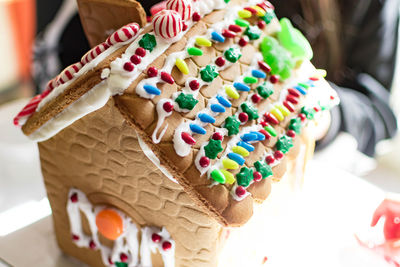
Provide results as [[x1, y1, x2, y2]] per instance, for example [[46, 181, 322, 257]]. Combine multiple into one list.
[[166, 0, 193, 21], [152, 10, 183, 39]]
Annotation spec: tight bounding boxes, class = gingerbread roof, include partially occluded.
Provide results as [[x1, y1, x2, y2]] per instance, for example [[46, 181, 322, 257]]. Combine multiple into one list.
[[15, 0, 339, 226]]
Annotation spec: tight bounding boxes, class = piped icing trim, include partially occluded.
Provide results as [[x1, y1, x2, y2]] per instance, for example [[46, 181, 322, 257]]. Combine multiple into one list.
[[67, 188, 175, 267]]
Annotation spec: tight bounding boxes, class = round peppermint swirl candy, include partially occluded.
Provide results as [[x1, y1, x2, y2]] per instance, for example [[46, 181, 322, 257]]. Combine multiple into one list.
[[166, 0, 192, 21], [81, 42, 110, 65], [57, 62, 83, 85], [152, 10, 183, 39], [106, 22, 140, 46]]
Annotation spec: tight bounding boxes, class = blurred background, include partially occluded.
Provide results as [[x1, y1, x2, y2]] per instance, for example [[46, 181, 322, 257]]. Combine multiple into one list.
[[0, 0, 399, 266]]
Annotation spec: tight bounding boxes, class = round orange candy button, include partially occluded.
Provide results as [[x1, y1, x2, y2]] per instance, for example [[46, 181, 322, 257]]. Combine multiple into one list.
[[95, 209, 124, 240]]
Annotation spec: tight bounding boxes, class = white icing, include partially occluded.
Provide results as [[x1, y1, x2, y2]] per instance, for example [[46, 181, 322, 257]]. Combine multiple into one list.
[[173, 122, 192, 157], [101, 68, 111, 79], [67, 188, 175, 267], [152, 99, 174, 143]]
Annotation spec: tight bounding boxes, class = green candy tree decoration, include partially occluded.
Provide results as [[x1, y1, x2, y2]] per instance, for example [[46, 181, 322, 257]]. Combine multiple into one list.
[[236, 167, 254, 187], [200, 65, 219, 82], [175, 93, 198, 110], [254, 161, 272, 179], [224, 116, 241, 136], [276, 135, 293, 154], [204, 139, 223, 159], [139, 33, 157, 52]]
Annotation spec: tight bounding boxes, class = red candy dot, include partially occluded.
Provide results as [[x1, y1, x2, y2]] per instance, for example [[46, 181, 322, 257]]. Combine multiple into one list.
[[181, 132, 196, 145], [244, 6, 257, 14], [162, 241, 172, 251], [257, 20, 266, 29], [192, 12, 201, 21], [182, 22, 188, 31], [274, 150, 284, 160], [123, 62, 134, 72], [239, 36, 249, 47], [108, 257, 113, 265], [235, 186, 247, 197], [130, 55, 141, 65], [199, 156, 210, 168], [238, 112, 248, 123], [228, 24, 242, 33], [314, 107, 320, 112], [72, 234, 80, 241], [215, 57, 226, 67], [253, 171, 262, 182], [251, 94, 261, 104], [260, 121, 268, 127], [212, 132, 223, 141], [152, 233, 162, 243], [310, 77, 319, 81], [120, 253, 128, 263], [287, 130, 296, 138], [189, 80, 200, 90], [147, 66, 158, 77], [270, 75, 279, 83], [70, 193, 78, 203], [265, 155, 275, 165], [89, 240, 96, 250], [135, 47, 146, 57], [298, 113, 306, 122], [163, 102, 174, 113], [330, 95, 335, 100]]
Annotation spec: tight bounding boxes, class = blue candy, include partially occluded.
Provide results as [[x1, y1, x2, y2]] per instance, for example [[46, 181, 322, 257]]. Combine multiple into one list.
[[234, 82, 250, 92], [190, 123, 206, 135], [211, 31, 225, 43], [228, 153, 245, 166], [241, 133, 259, 142], [252, 131, 266, 141], [216, 95, 232, 107], [237, 141, 255, 152], [252, 69, 266, 79], [143, 84, 161, 95], [211, 103, 225, 113], [294, 85, 307, 95], [198, 113, 216, 124]]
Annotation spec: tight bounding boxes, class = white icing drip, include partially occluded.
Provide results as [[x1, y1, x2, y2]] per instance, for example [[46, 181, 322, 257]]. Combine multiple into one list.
[[101, 68, 111, 79], [194, 144, 209, 176], [173, 122, 192, 157], [137, 134, 178, 184], [152, 99, 174, 143], [67, 188, 175, 267]]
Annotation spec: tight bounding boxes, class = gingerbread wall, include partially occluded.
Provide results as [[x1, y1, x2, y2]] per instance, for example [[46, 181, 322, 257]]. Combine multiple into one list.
[[38, 97, 224, 267]]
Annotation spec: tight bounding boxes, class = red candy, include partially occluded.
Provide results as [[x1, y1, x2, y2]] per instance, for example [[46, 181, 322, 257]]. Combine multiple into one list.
[[163, 102, 174, 112], [238, 112, 248, 123], [192, 12, 201, 21], [199, 156, 210, 168], [264, 113, 279, 124], [212, 132, 223, 141], [288, 88, 300, 97], [298, 113, 306, 121], [135, 47, 146, 57], [147, 66, 158, 77], [260, 121, 268, 127], [309, 77, 319, 81], [253, 171, 262, 182], [287, 130, 296, 138], [70, 193, 78, 203], [215, 57, 226, 67], [274, 150, 284, 160], [189, 80, 200, 90], [228, 24, 242, 33], [222, 29, 236, 38], [258, 61, 271, 73], [182, 22, 188, 31], [265, 155, 275, 165], [72, 234, 80, 241], [286, 95, 298, 105], [239, 36, 249, 47], [89, 240, 96, 250], [314, 107, 320, 112], [123, 62, 134, 72], [244, 7, 257, 14], [162, 241, 172, 251], [259, 129, 271, 140], [257, 20, 266, 29], [161, 72, 175, 84], [152, 233, 162, 243], [130, 55, 141, 65], [283, 101, 295, 112], [120, 253, 128, 262], [371, 199, 400, 241], [269, 75, 279, 84], [181, 132, 196, 145], [251, 94, 261, 103], [235, 186, 247, 197]]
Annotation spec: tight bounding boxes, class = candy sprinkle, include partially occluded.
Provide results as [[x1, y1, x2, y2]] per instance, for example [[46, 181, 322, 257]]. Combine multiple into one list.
[[181, 132, 196, 145], [187, 47, 203, 56], [211, 31, 225, 43], [225, 86, 240, 99], [227, 152, 245, 166], [175, 58, 189, 75], [211, 103, 226, 113], [243, 76, 258, 84], [252, 69, 266, 78], [196, 37, 212, 47], [235, 18, 250, 27], [232, 146, 249, 157], [221, 170, 235, 184], [198, 113, 216, 124], [238, 9, 252, 18], [190, 123, 206, 135], [216, 95, 232, 107], [211, 169, 226, 183], [223, 158, 239, 170], [233, 82, 250, 92], [143, 84, 161, 95]]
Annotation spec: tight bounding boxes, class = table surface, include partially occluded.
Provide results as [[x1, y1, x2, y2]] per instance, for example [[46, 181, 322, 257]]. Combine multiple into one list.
[[0, 99, 396, 267]]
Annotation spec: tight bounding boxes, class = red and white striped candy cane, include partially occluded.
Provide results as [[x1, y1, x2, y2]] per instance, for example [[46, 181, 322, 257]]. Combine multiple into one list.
[[81, 42, 110, 65], [106, 22, 140, 46], [57, 62, 83, 85], [13, 95, 42, 126], [152, 10, 183, 39], [166, 0, 192, 20], [41, 77, 59, 98]]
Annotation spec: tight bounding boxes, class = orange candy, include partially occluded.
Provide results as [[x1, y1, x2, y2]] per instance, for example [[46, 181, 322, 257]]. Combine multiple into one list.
[[95, 209, 124, 240]]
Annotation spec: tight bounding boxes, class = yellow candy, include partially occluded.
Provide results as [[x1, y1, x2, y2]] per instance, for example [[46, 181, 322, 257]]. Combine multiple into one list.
[[195, 37, 212, 47], [225, 86, 239, 99], [252, 5, 266, 17], [232, 146, 249, 157], [271, 108, 284, 121], [175, 58, 189, 75], [316, 69, 327, 78], [221, 169, 235, 184], [222, 158, 239, 170], [238, 9, 252, 19], [275, 104, 290, 116]]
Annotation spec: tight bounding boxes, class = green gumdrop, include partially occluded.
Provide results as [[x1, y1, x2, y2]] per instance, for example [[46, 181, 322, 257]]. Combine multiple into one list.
[[278, 18, 313, 60]]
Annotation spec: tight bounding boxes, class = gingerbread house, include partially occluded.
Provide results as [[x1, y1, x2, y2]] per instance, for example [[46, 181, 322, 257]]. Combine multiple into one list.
[[14, 0, 339, 266]]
